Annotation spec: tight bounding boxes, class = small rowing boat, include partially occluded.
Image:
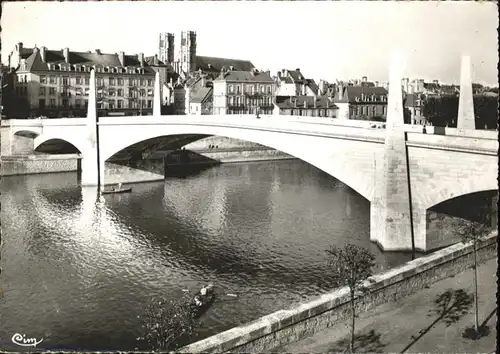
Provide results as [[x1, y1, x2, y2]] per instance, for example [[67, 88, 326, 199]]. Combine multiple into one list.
[[101, 187, 132, 195], [190, 285, 216, 319]]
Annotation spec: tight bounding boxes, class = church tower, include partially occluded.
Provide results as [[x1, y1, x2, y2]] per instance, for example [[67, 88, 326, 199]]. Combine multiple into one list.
[[158, 32, 174, 64], [174, 31, 197, 74]]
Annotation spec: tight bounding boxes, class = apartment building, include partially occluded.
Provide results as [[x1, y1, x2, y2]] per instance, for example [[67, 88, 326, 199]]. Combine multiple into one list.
[[273, 96, 338, 117], [7, 43, 167, 118], [212, 69, 275, 115], [275, 69, 319, 97], [333, 85, 389, 120]]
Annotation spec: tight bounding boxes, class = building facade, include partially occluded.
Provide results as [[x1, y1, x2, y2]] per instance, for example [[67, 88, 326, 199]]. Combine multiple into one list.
[[7, 43, 167, 118], [213, 69, 275, 115], [333, 85, 388, 120], [273, 96, 338, 117], [275, 69, 319, 97]]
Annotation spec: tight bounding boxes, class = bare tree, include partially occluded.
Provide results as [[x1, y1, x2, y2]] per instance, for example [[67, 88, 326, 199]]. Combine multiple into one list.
[[326, 242, 375, 353], [456, 207, 492, 335], [137, 292, 197, 351]]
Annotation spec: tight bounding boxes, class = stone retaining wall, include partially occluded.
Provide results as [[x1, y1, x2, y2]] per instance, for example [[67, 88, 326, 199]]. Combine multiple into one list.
[[0, 154, 80, 176], [180, 232, 498, 353]]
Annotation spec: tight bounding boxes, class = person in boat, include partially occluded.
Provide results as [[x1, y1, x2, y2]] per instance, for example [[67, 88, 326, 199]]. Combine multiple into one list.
[[194, 295, 203, 307], [118, 182, 122, 190]]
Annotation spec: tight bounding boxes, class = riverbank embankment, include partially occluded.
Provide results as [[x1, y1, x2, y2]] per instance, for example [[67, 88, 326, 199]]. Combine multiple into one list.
[[179, 231, 498, 353]]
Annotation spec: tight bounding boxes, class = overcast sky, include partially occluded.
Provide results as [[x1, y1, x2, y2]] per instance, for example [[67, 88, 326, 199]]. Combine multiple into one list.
[[1, 1, 498, 86]]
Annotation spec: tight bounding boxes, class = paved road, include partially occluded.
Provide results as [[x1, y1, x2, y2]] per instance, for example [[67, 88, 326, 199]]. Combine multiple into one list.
[[279, 257, 497, 353]]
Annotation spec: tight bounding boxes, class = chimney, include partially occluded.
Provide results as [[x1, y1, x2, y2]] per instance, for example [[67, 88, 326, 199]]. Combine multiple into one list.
[[16, 42, 23, 52], [118, 51, 125, 66], [207, 63, 211, 70], [296, 68, 300, 73], [293, 98, 297, 108], [277, 71, 282, 78], [138, 53, 144, 67], [154, 54, 159, 65], [362, 76, 367, 83], [326, 99, 330, 108], [40, 46, 47, 62], [201, 76, 206, 87], [283, 69, 288, 77], [229, 65, 234, 71], [313, 98, 317, 108], [375, 80, 379, 87], [185, 86, 191, 115], [63, 47, 70, 63], [338, 84, 344, 100], [95, 49, 101, 55]]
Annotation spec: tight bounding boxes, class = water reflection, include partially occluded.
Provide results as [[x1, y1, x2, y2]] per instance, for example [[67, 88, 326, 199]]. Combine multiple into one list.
[[1, 160, 415, 351]]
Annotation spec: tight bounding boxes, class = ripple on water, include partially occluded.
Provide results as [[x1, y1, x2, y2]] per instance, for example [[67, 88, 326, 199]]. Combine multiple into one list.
[[0, 162, 415, 350]]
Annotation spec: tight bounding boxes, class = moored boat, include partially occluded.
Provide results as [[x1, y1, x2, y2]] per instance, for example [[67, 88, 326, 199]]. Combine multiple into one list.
[[190, 285, 216, 319], [101, 187, 132, 195]]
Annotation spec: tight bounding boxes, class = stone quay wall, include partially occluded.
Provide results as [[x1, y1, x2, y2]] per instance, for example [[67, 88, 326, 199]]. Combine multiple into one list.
[[180, 232, 498, 353]]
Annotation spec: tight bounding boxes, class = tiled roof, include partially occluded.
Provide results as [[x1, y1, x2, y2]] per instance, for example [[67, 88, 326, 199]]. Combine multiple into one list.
[[288, 69, 305, 83], [275, 95, 338, 109], [305, 79, 319, 94], [334, 86, 388, 103], [195, 56, 255, 73], [18, 47, 157, 74], [215, 70, 273, 83], [190, 87, 213, 103], [404, 93, 425, 107]]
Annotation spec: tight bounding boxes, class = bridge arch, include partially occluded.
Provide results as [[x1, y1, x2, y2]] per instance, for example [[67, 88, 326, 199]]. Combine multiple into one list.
[[34, 134, 85, 154], [99, 123, 381, 202], [422, 178, 498, 211], [35, 138, 82, 154], [13, 129, 40, 138]]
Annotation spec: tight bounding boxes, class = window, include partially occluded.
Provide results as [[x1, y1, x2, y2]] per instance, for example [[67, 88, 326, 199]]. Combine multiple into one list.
[[236, 85, 240, 94], [129, 78, 135, 86], [40, 76, 47, 84], [147, 88, 153, 96], [147, 79, 153, 86], [85, 77, 90, 85], [109, 77, 115, 85], [39, 99, 46, 109], [109, 88, 115, 97], [97, 78, 103, 86], [140, 79, 145, 86], [267, 85, 272, 94], [49, 76, 56, 84], [128, 89, 135, 97], [62, 76, 69, 85], [50, 99, 56, 108], [39, 87, 46, 96], [117, 78, 123, 86], [76, 76, 82, 85], [62, 99, 69, 108], [109, 100, 115, 109], [260, 85, 265, 93], [140, 89, 146, 97], [49, 87, 56, 96], [147, 100, 152, 108], [128, 100, 133, 109], [76, 88, 82, 96], [117, 89, 123, 97], [117, 100, 123, 109], [75, 99, 82, 108], [229, 85, 234, 93]]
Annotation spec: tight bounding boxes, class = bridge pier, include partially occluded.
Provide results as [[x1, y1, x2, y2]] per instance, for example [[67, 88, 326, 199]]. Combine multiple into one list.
[[370, 52, 413, 251], [81, 69, 104, 187]]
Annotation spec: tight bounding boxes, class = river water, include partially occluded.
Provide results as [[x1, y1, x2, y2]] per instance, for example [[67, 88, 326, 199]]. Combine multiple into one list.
[[0, 159, 416, 351]]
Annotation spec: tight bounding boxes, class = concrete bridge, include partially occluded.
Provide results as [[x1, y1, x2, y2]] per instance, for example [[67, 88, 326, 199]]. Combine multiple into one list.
[[1, 55, 497, 252]]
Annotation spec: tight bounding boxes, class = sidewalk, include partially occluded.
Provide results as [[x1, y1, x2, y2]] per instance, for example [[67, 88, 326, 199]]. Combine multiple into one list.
[[279, 258, 497, 353]]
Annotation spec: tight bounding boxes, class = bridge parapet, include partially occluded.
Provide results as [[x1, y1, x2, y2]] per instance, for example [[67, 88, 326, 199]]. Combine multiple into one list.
[[406, 132, 498, 154]]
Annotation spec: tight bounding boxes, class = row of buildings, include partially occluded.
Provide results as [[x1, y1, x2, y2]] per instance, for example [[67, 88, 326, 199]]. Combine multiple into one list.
[[2, 31, 497, 123]]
